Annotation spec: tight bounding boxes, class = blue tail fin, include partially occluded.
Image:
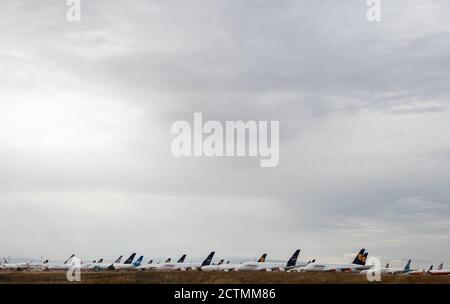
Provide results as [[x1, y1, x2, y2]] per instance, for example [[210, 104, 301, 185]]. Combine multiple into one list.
[[404, 260, 411, 272], [133, 256, 144, 267]]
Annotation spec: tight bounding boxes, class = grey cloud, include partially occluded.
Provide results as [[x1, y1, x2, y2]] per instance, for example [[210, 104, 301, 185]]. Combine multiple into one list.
[[0, 0, 449, 265]]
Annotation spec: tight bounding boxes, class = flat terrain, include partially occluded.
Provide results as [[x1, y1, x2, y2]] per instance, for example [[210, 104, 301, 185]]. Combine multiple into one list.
[[0, 271, 449, 284]]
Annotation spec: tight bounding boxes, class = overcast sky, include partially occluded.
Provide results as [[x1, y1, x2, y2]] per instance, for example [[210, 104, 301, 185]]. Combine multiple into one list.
[[1, 0, 449, 267]]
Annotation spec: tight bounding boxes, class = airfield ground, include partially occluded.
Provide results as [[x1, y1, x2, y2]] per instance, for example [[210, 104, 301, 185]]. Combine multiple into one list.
[[0, 271, 449, 284]]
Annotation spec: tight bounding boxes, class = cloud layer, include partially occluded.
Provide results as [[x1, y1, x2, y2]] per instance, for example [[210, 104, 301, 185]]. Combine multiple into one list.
[[0, 0, 449, 267]]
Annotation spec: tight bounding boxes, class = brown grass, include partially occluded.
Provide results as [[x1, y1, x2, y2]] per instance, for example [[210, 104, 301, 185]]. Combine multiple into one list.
[[1, 271, 449, 284]]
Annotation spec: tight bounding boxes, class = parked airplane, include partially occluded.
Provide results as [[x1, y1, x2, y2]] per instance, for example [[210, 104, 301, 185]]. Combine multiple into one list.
[[293, 249, 370, 272], [428, 263, 450, 275], [44, 254, 76, 271], [138, 258, 171, 271], [238, 250, 305, 271], [200, 259, 225, 271], [217, 260, 241, 272], [361, 259, 412, 275], [429, 263, 450, 275], [111, 254, 143, 270], [1, 257, 30, 271], [404, 264, 432, 275], [88, 256, 123, 271], [157, 252, 215, 271], [155, 254, 187, 270]]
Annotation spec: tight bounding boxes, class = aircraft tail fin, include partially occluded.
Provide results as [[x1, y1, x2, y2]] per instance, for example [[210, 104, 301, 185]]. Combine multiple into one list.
[[385, 263, 389, 269], [97, 258, 103, 263], [258, 254, 267, 263], [124, 253, 136, 264], [404, 260, 411, 272], [286, 249, 301, 268], [177, 254, 187, 263], [165, 258, 171, 263], [218, 259, 224, 265], [133, 256, 144, 267], [201, 251, 215, 267], [438, 263, 443, 270], [352, 249, 366, 265], [114, 255, 123, 264], [148, 259, 153, 265], [64, 254, 75, 264]]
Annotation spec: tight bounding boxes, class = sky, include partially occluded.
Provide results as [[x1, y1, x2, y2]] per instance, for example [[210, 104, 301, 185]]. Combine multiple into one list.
[[0, 0, 449, 267]]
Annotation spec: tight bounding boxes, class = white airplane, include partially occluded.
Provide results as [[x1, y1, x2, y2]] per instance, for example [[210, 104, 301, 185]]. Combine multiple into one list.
[[157, 252, 215, 271], [111, 254, 144, 270], [200, 259, 225, 271], [80, 258, 104, 270], [29, 259, 49, 270], [155, 254, 187, 271], [292, 249, 370, 272], [215, 254, 281, 272], [41, 254, 76, 271], [1, 257, 31, 271], [238, 250, 306, 272], [138, 258, 177, 271], [361, 260, 412, 275], [217, 260, 240, 272], [87, 256, 122, 271], [404, 264, 432, 275], [429, 263, 450, 275], [137, 259, 156, 271]]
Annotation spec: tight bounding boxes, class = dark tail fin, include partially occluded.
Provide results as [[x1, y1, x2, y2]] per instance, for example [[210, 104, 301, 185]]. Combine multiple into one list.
[[165, 258, 171, 263], [177, 254, 187, 263], [148, 259, 153, 265], [43, 259, 49, 264], [286, 249, 301, 267], [258, 254, 267, 263], [114, 255, 123, 264], [201, 251, 215, 267], [352, 249, 366, 265], [97, 258, 103, 263], [428, 265, 433, 272], [226, 260, 230, 264], [218, 259, 224, 265], [404, 260, 411, 272], [438, 263, 443, 270], [64, 254, 75, 264], [124, 253, 136, 264]]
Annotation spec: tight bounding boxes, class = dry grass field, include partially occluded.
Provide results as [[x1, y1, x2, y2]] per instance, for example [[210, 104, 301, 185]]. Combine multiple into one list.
[[0, 271, 449, 284]]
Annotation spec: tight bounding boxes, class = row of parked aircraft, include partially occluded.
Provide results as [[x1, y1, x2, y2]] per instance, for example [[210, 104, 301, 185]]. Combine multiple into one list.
[[1, 249, 449, 275]]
